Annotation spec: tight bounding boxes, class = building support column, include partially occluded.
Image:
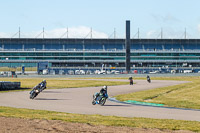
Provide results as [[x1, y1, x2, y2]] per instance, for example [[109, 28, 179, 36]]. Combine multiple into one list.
[[125, 20, 131, 73]]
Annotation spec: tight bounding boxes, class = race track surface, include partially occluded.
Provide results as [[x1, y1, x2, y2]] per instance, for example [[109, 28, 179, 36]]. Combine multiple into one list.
[[0, 80, 200, 121]]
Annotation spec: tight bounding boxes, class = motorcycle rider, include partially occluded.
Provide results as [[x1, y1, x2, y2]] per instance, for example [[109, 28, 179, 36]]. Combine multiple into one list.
[[36, 79, 47, 92], [30, 80, 47, 99], [129, 76, 133, 85], [94, 86, 108, 103], [41, 79, 47, 89], [30, 84, 40, 94], [147, 75, 151, 83]]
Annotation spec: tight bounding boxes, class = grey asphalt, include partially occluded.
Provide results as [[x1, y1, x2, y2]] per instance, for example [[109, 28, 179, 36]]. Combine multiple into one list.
[[0, 79, 200, 121]]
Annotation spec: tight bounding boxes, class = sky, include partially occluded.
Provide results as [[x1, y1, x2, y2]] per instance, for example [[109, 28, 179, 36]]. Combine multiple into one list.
[[0, 0, 200, 39]]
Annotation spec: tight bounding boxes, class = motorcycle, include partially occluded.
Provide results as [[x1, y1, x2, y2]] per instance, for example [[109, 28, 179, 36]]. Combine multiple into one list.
[[130, 79, 133, 85], [92, 92, 108, 106], [29, 86, 40, 99], [147, 77, 151, 83]]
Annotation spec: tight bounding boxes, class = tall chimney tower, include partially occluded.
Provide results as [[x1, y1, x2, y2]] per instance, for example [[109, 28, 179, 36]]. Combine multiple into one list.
[[125, 20, 131, 73]]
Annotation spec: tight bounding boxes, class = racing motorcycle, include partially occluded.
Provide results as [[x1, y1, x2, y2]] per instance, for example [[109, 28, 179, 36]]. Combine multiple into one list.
[[29, 86, 40, 99], [147, 77, 151, 83], [92, 92, 108, 106]]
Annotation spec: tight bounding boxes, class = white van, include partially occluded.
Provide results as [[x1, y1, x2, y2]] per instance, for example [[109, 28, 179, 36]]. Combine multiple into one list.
[[183, 70, 192, 73]]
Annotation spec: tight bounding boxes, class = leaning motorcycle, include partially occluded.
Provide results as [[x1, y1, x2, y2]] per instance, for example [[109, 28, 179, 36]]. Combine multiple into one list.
[[92, 93, 108, 106], [147, 78, 151, 83], [30, 87, 40, 99]]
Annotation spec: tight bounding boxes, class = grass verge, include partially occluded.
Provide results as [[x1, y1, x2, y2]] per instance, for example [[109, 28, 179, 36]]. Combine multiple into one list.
[[0, 67, 37, 71], [0, 78, 128, 92], [0, 106, 199, 132], [115, 76, 200, 109]]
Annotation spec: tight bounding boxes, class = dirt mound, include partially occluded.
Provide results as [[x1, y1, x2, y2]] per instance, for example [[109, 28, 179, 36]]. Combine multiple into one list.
[[0, 117, 193, 133]]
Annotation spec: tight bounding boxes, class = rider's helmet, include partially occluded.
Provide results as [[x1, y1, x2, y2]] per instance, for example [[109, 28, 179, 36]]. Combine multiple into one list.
[[103, 85, 107, 90], [43, 79, 46, 83]]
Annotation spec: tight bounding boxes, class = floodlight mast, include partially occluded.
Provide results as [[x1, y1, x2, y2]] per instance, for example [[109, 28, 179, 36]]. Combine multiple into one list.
[[11, 27, 21, 38], [114, 28, 116, 39], [185, 28, 187, 39], [19, 27, 20, 38], [43, 27, 44, 39]]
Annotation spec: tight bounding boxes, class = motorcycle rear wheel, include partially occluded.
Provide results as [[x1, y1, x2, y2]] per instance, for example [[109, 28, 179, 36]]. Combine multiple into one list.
[[92, 100, 96, 105]]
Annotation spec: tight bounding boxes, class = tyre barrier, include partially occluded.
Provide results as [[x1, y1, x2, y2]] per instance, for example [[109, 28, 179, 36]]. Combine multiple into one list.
[[0, 81, 21, 91]]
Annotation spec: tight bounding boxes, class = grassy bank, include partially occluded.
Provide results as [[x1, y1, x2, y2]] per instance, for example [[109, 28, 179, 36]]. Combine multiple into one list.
[[0, 106, 199, 132], [0, 78, 128, 91], [0, 67, 37, 71], [116, 76, 200, 109]]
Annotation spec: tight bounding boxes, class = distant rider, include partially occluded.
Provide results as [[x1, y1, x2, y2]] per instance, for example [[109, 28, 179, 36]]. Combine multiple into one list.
[[147, 75, 151, 83], [129, 76, 133, 85]]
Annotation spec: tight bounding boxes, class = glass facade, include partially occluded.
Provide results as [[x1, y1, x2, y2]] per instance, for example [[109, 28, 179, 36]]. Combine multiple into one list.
[[0, 38, 200, 68]]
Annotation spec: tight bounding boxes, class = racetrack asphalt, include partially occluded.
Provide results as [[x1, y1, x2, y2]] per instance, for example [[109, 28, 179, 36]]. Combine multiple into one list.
[[0, 79, 200, 121]]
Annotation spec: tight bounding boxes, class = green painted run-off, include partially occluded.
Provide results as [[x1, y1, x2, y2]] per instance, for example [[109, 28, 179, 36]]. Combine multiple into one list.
[[124, 100, 164, 107]]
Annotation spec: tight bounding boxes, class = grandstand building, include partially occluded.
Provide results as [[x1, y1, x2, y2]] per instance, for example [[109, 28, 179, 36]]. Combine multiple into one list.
[[1, 38, 200, 73]]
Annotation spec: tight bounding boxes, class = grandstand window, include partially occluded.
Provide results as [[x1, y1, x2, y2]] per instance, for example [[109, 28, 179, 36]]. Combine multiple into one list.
[[4, 53, 11, 56], [104, 43, 123, 50], [20, 53, 28, 56], [84, 43, 103, 49], [45, 40, 62, 50], [52, 53, 60, 56], [9, 42, 23, 49], [68, 53, 83, 56], [19, 57, 26, 60], [26, 57, 34, 60], [24, 40, 43, 50], [131, 43, 143, 50], [11, 53, 20, 56], [131, 53, 140, 56], [35, 53, 43, 56], [65, 43, 83, 50], [44, 53, 51, 56], [27, 53, 36, 56], [60, 53, 68, 56], [184, 40, 197, 50], [171, 53, 179, 56]]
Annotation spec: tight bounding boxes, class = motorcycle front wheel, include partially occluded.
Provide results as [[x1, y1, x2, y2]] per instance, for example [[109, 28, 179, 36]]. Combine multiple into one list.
[[30, 93, 35, 99], [100, 98, 106, 106]]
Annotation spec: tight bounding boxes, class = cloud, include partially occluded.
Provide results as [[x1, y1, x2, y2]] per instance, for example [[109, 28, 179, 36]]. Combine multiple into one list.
[[0, 32, 10, 38], [146, 30, 157, 38], [0, 26, 108, 38], [198, 24, 200, 33], [145, 28, 187, 39], [151, 14, 180, 23]]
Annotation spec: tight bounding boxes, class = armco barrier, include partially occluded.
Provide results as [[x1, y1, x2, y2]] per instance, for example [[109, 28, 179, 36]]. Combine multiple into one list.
[[0, 81, 21, 91]]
